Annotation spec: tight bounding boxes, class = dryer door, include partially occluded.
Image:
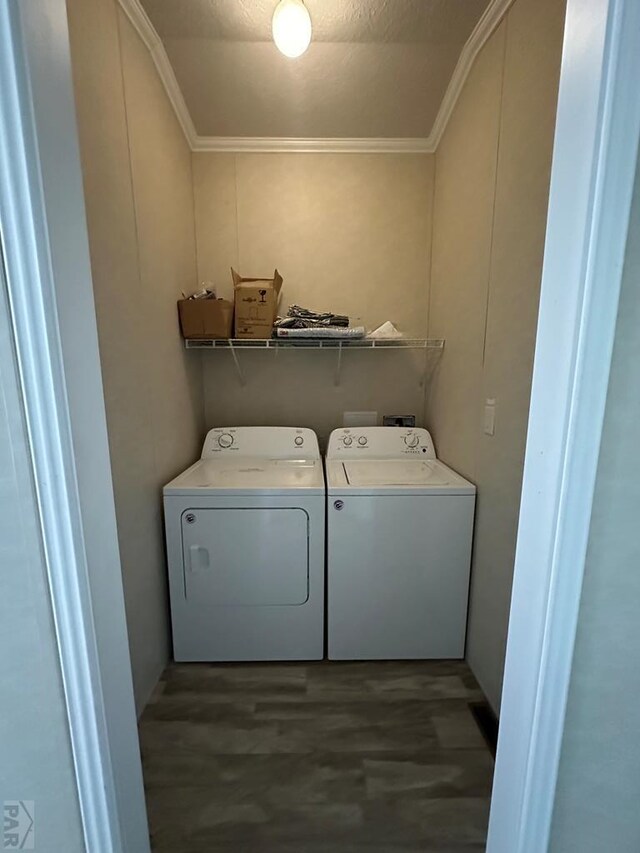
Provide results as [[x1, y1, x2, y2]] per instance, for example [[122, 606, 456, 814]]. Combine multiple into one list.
[[181, 507, 309, 606]]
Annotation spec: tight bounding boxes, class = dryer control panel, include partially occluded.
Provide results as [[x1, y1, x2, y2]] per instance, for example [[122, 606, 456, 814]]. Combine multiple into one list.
[[327, 427, 436, 459], [201, 427, 320, 459]]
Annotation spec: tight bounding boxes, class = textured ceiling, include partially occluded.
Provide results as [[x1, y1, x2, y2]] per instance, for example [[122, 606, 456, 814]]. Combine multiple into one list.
[[140, 0, 491, 138]]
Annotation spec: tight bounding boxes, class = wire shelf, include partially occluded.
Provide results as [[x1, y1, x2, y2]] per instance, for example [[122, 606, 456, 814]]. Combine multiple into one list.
[[184, 337, 444, 350], [184, 337, 444, 386]]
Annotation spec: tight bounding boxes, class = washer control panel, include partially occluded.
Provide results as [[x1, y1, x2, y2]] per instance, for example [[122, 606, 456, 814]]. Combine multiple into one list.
[[327, 427, 436, 459], [201, 427, 319, 459]]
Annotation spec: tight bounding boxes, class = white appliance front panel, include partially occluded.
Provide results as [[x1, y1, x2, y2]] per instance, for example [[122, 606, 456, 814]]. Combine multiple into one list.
[[164, 494, 325, 662], [181, 507, 308, 606], [328, 494, 475, 660]]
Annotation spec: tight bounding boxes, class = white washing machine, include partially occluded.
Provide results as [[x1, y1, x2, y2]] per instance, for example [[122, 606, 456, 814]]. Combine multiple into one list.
[[326, 427, 476, 660], [163, 427, 325, 661]]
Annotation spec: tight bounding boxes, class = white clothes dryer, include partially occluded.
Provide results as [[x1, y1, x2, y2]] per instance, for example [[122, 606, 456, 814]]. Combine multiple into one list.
[[164, 427, 325, 661], [326, 427, 475, 660]]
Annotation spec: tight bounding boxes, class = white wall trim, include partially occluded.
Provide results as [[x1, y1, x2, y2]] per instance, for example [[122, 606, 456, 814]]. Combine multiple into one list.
[[191, 136, 433, 154], [486, 0, 640, 850], [117, 0, 197, 146], [429, 0, 514, 150], [117, 0, 513, 154]]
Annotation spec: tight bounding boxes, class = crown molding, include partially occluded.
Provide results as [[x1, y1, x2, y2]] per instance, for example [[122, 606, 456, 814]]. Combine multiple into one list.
[[428, 0, 516, 149], [116, 0, 514, 155], [191, 136, 433, 154], [117, 0, 197, 146]]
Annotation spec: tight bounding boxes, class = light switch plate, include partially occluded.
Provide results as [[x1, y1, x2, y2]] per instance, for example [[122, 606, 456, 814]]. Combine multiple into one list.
[[343, 411, 378, 428], [484, 399, 496, 436]]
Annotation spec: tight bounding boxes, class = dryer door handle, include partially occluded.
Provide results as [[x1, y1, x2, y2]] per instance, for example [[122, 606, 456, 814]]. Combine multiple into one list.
[[188, 545, 210, 573]]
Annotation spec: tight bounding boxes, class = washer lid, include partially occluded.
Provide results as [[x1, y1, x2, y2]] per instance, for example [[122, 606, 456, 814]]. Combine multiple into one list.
[[327, 459, 475, 495], [164, 457, 325, 496], [343, 459, 454, 486]]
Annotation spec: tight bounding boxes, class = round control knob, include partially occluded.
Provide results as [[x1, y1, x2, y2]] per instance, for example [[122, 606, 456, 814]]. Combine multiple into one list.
[[218, 433, 233, 448], [404, 433, 419, 448], [343, 435, 353, 447], [358, 436, 368, 446], [294, 435, 304, 446]]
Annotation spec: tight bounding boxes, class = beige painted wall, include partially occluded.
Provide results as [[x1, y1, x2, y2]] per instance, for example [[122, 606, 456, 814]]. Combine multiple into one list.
[[193, 153, 434, 444], [67, 0, 203, 712], [427, 0, 565, 710]]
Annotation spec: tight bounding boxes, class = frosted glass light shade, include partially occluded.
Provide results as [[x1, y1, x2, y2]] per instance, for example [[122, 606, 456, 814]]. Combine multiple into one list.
[[272, 0, 312, 58]]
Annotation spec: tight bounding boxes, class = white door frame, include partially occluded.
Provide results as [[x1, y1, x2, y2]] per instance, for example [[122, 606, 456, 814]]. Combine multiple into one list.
[[0, 0, 638, 851], [0, 2, 150, 852], [487, 0, 640, 850]]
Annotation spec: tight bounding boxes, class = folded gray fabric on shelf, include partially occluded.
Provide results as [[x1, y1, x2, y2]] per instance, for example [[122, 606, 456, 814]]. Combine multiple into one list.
[[274, 304, 350, 329]]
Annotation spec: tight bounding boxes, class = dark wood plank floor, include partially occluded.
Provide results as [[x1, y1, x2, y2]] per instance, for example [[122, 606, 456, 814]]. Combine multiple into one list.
[[139, 661, 493, 852]]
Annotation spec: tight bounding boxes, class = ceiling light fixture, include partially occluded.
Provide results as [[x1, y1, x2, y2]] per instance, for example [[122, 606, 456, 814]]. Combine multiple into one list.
[[272, 0, 312, 59]]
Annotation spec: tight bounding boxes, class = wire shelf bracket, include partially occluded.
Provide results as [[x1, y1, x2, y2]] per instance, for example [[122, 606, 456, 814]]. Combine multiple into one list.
[[228, 340, 245, 386]]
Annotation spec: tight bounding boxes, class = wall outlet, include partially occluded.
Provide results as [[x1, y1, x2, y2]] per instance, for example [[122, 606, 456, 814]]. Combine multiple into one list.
[[343, 411, 378, 428], [383, 415, 416, 427], [484, 399, 496, 436]]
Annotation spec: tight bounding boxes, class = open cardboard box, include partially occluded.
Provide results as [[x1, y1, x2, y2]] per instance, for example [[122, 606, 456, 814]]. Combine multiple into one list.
[[232, 268, 283, 339], [178, 297, 234, 339]]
